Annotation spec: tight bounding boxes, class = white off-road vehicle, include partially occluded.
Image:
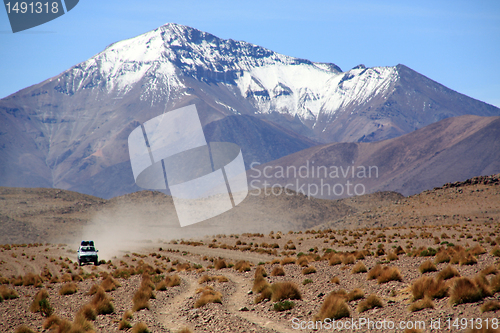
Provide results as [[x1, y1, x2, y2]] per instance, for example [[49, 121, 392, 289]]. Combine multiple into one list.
[[77, 240, 99, 266]]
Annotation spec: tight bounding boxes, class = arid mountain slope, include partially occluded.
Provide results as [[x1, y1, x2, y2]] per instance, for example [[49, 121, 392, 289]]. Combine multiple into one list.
[[249, 115, 500, 198]]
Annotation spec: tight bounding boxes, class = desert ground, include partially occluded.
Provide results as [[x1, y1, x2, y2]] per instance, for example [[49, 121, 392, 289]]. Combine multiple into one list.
[[0, 174, 499, 333]]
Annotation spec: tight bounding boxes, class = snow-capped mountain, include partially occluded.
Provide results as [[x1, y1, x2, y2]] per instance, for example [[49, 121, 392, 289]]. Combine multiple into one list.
[[1, 23, 499, 198]]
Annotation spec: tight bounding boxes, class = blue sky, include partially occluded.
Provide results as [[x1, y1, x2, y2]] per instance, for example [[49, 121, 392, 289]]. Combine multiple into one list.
[[1, 0, 499, 107]]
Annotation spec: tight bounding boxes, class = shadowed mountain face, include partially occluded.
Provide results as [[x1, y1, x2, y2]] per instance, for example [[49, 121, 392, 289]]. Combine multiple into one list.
[[0, 23, 499, 198], [249, 115, 500, 198]]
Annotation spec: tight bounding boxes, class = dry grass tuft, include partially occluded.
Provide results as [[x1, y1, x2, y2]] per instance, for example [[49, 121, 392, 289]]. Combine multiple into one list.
[[23, 273, 42, 287], [408, 297, 434, 312], [357, 294, 383, 313], [387, 251, 399, 261], [342, 254, 356, 265], [214, 259, 227, 270], [30, 289, 53, 317], [297, 256, 309, 267], [419, 260, 437, 274], [490, 273, 500, 293], [118, 310, 133, 330], [165, 274, 181, 287], [346, 288, 364, 301], [61, 273, 72, 283], [42, 315, 61, 330], [449, 277, 484, 305], [92, 286, 115, 314], [72, 312, 94, 332], [481, 300, 500, 313], [78, 303, 97, 321], [434, 250, 451, 264], [132, 286, 153, 312], [254, 285, 272, 304], [302, 266, 317, 275], [351, 262, 367, 274], [367, 264, 383, 280], [253, 275, 270, 293], [14, 325, 38, 333], [198, 275, 228, 284], [234, 261, 251, 272], [330, 276, 340, 284], [255, 266, 267, 278], [270, 281, 302, 302], [194, 286, 222, 308], [314, 293, 350, 321], [329, 254, 342, 266], [59, 282, 78, 295], [86, 284, 100, 296], [459, 252, 478, 266], [131, 322, 150, 333], [0, 285, 19, 300], [271, 266, 285, 277], [411, 276, 448, 300], [368, 265, 402, 284], [470, 245, 486, 256], [437, 265, 460, 280], [474, 274, 492, 298], [280, 257, 296, 265], [101, 276, 120, 292], [481, 265, 498, 276]]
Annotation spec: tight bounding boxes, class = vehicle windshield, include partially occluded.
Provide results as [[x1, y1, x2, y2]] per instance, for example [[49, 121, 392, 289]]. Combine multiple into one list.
[[81, 246, 95, 252]]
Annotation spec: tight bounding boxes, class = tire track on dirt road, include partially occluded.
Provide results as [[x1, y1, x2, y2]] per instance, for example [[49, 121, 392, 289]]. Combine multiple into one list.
[[164, 251, 295, 333], [157, 274, 199, 332]]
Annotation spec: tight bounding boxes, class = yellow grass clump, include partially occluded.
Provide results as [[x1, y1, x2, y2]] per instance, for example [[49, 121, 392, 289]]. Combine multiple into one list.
[[254, 266, 268, 278], [314, 292, 350, 321], [30, 289, 53, 317], [411, 275, 448, 300], [342, 254, 356, 265], [357, 294, 383, 313], [194, 286, 222, 308], [419, 260, 437, 274], [59, 282, 78, 295], [14, 325, 38, 333], [280, 257, 296, 265], [351, 262, 368, 274], [367, 265, 402, 284], [408, 297, 434, 312], [91, 286, 115, 314], [449, 277, 484, 305], [234, 260, 251, 272], [437, 265, 460, 280], [101, 275, 120, 292], [329, 254, 342, 266], [302, 266, 317, 275], [0, 285, 19, 300], [131, 322, 150, 333], [270, 281, 302, 302], [214, 259, 227, 270], [271, 266, 285, 276]]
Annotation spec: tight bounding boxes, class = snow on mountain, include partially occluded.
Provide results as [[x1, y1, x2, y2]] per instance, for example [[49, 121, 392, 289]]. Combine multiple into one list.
[[55, 23, 397, 127]]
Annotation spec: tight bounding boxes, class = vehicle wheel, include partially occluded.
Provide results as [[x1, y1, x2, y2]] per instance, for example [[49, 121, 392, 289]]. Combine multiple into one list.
[[78, 260, 82, 266], [94, 258, 98, 266]]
